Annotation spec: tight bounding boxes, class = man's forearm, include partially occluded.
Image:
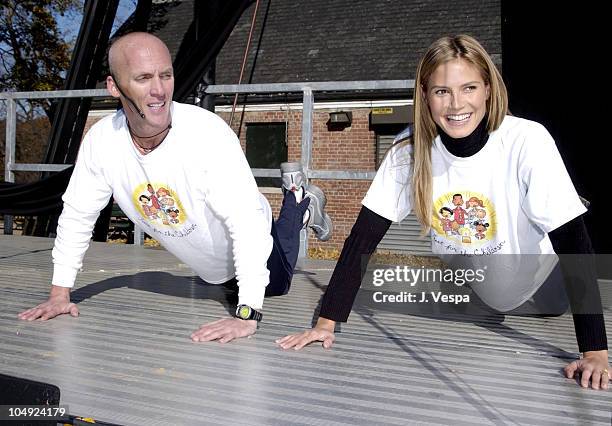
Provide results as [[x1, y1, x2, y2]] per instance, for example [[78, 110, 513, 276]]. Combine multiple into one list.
[[49, 285, 71, 300]]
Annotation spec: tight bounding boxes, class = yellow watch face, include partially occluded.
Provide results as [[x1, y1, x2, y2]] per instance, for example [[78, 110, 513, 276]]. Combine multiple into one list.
[[239, 306, 251, 319]]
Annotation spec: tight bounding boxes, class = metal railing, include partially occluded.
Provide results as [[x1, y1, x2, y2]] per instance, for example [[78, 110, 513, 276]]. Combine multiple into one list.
[[1, 80, 414, 251], [1, 89, 111, 238]]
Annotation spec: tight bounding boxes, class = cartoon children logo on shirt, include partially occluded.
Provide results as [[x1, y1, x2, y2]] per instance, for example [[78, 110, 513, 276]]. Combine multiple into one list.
[[432, 191, 496, 245], [133, 183, 186, 227]]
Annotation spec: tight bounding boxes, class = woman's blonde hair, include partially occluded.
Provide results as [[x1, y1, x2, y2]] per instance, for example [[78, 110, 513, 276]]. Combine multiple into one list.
[[412, 34, 508, 234]]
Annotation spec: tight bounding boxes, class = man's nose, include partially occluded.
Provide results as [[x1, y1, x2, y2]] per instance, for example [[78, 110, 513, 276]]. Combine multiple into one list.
[[150, 76, 164, 96]]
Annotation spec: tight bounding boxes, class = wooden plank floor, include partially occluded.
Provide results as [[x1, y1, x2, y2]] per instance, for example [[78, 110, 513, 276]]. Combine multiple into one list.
[[1, 235, 610, 425]]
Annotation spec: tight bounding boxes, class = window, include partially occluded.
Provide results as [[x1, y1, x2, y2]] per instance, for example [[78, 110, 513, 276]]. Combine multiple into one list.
[[376, 134, 396, 169], [245, 123, 287, 187]]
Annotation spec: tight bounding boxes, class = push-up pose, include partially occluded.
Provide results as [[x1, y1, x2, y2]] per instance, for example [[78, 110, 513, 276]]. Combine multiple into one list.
[[18, 32, 332, 343], [278, 34, 609, 390]]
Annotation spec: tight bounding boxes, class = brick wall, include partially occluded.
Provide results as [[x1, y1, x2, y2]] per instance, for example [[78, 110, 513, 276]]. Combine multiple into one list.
[[217, 107, 377, 252]]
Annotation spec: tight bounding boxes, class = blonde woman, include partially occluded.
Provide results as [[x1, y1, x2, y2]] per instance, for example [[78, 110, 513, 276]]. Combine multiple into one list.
[[277, 35, 609, 390]]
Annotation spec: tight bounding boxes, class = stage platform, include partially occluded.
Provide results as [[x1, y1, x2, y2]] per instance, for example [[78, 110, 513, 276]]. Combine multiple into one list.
[[1, 235, 610, 425]]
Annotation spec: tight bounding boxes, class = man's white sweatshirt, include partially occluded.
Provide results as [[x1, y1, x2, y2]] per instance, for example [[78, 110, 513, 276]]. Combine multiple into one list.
[[52, 102, 273, 309]]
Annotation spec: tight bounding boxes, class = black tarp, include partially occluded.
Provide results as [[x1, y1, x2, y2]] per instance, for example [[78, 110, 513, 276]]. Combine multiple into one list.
[[0, 167, 73, 216]]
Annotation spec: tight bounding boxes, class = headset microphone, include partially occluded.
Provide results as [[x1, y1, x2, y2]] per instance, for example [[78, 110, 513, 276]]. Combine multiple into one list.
[[111, 74, 146, 119]]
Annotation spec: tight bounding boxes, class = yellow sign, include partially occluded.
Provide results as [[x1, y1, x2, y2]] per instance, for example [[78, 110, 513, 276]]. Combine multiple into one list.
[[372, 107, 393, 114]]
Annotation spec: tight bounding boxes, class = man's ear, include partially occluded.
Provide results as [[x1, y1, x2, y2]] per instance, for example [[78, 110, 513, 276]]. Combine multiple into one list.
[[106, 75, 120, 98]]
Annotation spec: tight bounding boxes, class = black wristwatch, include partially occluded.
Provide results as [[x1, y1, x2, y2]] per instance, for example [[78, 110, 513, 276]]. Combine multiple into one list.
[[235, 304, 263, 322]]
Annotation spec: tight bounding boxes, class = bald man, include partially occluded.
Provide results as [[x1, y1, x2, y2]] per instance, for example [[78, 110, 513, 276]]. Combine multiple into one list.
[[18, 32, 332, 343]]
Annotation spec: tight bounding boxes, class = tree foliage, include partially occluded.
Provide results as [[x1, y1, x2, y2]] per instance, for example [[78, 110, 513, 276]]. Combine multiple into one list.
[[0, 0, 82, 119], [1, 116, 51, 182]]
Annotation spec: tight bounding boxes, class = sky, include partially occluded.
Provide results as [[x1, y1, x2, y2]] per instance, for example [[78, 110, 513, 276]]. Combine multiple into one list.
[[56, 0, 137, 47]]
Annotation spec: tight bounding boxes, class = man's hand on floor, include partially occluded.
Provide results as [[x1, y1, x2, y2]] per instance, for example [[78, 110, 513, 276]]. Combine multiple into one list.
[[191, 317, 257, 343], [18, 285, 79, 321]]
